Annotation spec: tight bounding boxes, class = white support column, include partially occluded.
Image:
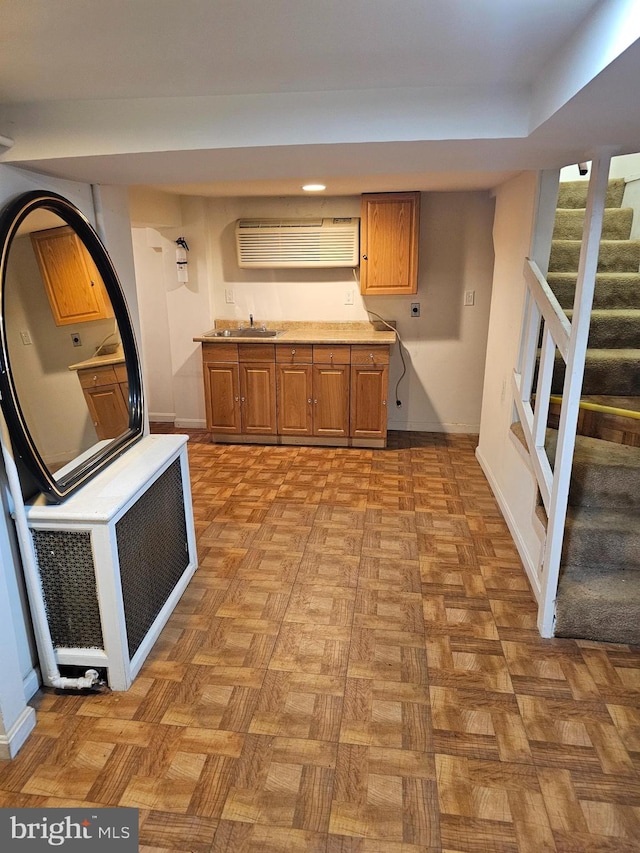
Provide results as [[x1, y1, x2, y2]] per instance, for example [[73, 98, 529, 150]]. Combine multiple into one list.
[[538, 152, 613, 637], [0, 556, 36, 759]]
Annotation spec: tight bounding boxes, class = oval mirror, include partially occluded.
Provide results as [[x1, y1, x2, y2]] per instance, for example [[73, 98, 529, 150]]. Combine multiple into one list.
[[0, 190, 144, 502]]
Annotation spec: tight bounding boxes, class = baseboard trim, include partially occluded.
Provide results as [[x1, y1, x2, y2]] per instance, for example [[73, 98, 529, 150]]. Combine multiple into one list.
[[0, 705, 36, 760], [475, 446, 542, 603], [148, 412, 176, 423], [175, 418, 207, 429], [23, 667, 40, 702], [388, 420, 480, 434]]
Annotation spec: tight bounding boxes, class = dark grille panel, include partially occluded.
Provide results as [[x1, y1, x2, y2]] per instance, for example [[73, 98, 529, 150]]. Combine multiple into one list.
[[32, 530, 104, 649], [116, 458, 189, 658]]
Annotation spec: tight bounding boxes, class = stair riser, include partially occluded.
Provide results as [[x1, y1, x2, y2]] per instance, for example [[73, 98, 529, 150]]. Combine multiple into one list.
[[550, 240, 640, 273], [585, 316, 640, 348], [556, 178, 625, 209], [552, 357, 640, 397], [569, 468, 640, 510], [548, 275, 640, 310], [562, 527, 640, 569], [553, 208, 633, 241]]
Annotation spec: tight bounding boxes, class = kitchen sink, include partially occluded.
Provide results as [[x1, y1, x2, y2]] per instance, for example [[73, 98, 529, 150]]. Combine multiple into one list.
[[206, 328, 282, 338]]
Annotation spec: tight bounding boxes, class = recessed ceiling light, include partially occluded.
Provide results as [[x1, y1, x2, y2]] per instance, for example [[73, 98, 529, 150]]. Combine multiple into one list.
[[302, 183, 326, 192]]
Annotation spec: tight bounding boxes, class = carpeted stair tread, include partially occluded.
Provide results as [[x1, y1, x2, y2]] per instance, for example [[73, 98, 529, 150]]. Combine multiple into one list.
[[547, 272, 640, 309], [564, 308, 640, 348], [556, 178, 625, 209], [549, 238, 640, 273], [553, 207, 633, 241], [555, 561, 640, 645]]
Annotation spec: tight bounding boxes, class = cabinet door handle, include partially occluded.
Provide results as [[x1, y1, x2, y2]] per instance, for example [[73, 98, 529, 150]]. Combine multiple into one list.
[[362, 254, 368, 260], [234, 396, 240, 402], [240, 396, 245, 402], [313, 399, 318, 404], [382, 400, 387, 406], [307, 398, 312, 404]]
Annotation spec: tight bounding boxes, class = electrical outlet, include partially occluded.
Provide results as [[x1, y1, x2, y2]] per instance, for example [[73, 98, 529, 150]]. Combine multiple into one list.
[[20, 330, 32, 346], [464, 290, 475, 306], [225, 288, 235, 304], [70, 332, 82, 347], [344, 289, 354, 305], [410, 302, 420, 317]]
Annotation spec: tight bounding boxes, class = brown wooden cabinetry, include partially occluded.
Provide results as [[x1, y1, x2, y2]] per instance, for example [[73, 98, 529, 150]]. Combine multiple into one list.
[[202, 342, 277, 436], [360, 192, 420, 295], [77, 363, 129, 440], [311, 345, 350, 438], [30, 226, 114, 326], [201, 340, 390, 446]]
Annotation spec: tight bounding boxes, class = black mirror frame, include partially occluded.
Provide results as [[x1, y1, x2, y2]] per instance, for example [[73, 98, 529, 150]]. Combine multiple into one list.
[[0, 190, 144, 502]]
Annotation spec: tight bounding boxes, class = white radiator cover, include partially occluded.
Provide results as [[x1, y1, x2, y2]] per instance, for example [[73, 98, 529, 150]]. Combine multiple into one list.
[[235, 217, 360, 268]]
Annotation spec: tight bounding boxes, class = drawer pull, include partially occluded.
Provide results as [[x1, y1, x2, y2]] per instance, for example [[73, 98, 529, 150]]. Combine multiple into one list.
[[93, 374, 98, 381], [291, 349, 296, 355], [369, 353, 374, 360]]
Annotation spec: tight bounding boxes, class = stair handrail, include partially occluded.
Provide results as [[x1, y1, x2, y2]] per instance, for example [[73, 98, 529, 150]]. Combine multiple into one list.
[[512, 152, 613, 637]]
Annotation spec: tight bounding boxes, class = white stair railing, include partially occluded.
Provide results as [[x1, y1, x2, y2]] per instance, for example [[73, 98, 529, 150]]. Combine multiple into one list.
[[512, 153, 612, 637]]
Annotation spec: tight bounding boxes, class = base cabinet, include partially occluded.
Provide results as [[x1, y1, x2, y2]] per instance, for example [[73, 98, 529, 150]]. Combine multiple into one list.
[[77, 363, 129, 440], [202, 341, 390, 447]]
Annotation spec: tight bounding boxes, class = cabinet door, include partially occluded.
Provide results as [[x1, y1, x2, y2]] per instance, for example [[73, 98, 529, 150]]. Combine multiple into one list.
[[312, 365, 350, 437], [360, 192, 420, 295], [83, 384, 130, 440], [277, 364, 313, 435], [240, 362, 277, 434], [30, 226, 114, 325], [204, 363, 241, 433], [350, 365, 389, 439]]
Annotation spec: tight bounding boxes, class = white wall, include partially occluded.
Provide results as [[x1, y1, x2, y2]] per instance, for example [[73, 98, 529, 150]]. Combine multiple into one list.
[[476, 171, 545, 599], [0, 165, 142, 757], [131, 189, 496, 433]]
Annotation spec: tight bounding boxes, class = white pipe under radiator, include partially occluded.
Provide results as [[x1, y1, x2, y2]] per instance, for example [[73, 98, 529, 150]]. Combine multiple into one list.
[[0, 415, 100, 692]]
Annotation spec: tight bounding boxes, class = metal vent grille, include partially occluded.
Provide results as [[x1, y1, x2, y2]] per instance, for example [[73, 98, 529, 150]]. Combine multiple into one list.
[[235, 217, 360, 268], [116, 458, 188, 659], [32, 530, 104, 649]]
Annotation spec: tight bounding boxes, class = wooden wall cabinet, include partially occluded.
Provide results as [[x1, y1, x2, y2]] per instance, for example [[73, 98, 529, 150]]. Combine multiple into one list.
[[360, 192, 420, 295], [202, 341, 389, 447], [30, 225, 114, 326], [77, 363, 129, 440]]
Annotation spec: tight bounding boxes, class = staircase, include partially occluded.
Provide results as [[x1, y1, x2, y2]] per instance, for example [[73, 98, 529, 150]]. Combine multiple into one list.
[[545, 178, 640, 645]]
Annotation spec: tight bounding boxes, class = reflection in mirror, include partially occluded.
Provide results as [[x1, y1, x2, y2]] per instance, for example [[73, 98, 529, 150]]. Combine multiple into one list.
[[0, 191, 143, 501]]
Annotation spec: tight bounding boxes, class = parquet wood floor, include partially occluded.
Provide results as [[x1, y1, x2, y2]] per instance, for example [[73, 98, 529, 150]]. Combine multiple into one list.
[[2, 429, 640, 852]]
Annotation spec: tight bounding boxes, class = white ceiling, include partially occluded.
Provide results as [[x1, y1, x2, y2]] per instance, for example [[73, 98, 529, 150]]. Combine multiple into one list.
[[1, 0, 638, 196]]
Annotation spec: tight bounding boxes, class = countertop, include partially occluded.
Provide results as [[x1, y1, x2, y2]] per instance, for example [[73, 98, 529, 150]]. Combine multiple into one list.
[[193, 321, 396, 346], [68, 345, 125, 371]]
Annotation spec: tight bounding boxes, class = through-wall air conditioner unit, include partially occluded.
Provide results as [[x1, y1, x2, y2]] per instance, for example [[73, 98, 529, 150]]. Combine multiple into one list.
[[235, 217, 360, 268]]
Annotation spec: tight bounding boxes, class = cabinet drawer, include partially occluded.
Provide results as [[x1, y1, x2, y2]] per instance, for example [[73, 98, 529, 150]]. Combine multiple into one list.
[[239, 343, 275, 362], [77, 365, 118, 388], [202, 342, 239, 362], [276, 344, 313, 363], [313, 345, 351, 364], [351, 345, 390, 365]]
